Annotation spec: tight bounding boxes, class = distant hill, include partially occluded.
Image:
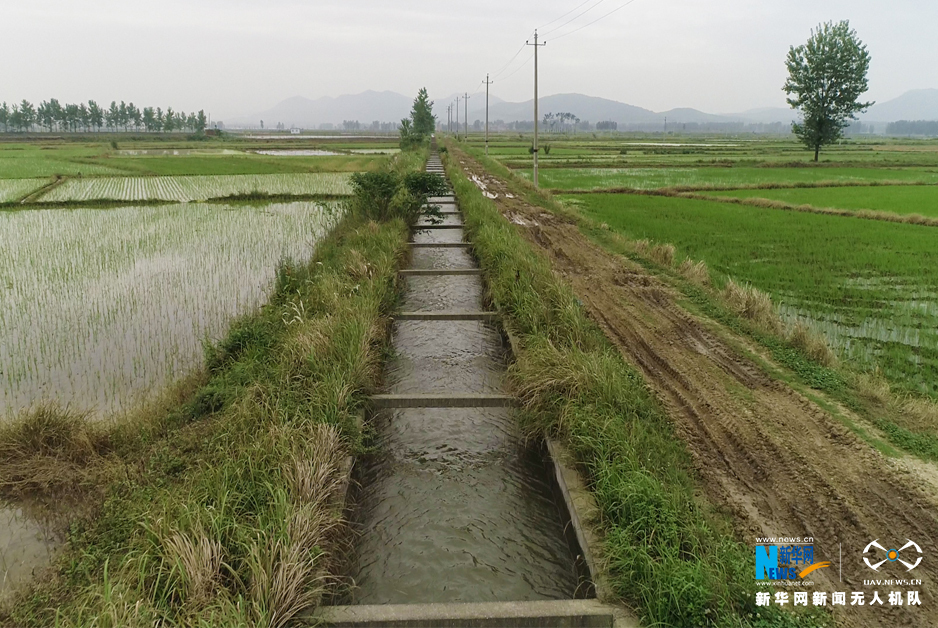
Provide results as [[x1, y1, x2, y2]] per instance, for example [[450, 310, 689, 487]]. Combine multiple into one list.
[[225, 88, 938, 129], [864, 89, 938, 122], [226, 91, 413, 128], [724, 107, 798, 124]]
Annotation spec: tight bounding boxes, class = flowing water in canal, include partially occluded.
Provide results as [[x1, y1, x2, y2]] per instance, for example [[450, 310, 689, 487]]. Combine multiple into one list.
[[347, 158, 578, 604]]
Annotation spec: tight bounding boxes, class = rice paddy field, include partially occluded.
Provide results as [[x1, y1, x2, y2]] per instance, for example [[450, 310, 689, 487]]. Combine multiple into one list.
[[36, 172, 352, 202], [519, 165, 938, 190], [460, 134, 938, 399], [0, 179, 47, 203], [700, 184, 938, 217], [0, 200, 341, 418], [0, 132, 401, 418]]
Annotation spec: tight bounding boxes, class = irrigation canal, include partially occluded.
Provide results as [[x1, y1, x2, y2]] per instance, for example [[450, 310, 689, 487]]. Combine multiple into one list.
[[346, 153, 580, 604]]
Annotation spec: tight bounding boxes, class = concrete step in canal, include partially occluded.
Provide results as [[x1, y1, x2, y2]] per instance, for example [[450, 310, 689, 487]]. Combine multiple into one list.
[[321, 152, 633, 627]]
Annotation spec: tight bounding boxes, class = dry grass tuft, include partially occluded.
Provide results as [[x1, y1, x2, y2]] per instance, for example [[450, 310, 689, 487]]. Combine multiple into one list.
[[787, 322, 837, 366], [344, 248, 374, 281], [0, 403, 109, 497], [632, 238, 651, 256], [901, 397, 938, 435], [246, 424, 347, 628], [853, 371, 893, 406], [721, 279, 781, 333], [678, 259, 711, 286], [649, 243, 676, 267], [163, 525, 224, 612]]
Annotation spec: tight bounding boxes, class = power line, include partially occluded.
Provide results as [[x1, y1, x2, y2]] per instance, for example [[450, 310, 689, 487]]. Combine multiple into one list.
[[491, 38, 532, 79], [537, 0, 594, 30], [500, 51, 535, 81], [551, 0, 639, 41], [542, 0, 608, 36]]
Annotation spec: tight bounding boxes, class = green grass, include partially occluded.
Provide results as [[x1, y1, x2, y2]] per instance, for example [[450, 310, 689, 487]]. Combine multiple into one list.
[[700, 184, 938, 217], [564, 193, 938, 398], [443, 141, 828, 628], [517, 166, 938, 191]]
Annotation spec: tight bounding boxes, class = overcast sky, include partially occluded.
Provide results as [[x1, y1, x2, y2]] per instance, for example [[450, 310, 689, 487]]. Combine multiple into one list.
[[3, 0, 935, 120]]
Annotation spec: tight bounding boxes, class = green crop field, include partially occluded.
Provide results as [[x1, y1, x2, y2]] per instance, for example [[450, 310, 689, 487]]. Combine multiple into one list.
[[35, 172, 353, 202], [0, 178, 48, 202], [700, 184, 938, 217], [518, 166, 938, 191], [564, 192, 938, 397]]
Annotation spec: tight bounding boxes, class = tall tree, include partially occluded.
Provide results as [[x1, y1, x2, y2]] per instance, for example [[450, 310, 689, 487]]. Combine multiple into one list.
[[107, 101, 119, 131], [164, 107, 175, 132], [88, 100, 103, 131], [783, 20, 873, 161], [410, 87, 435, 138], [195, 110, 207, 132], [0, 103, 8, 132], [19, 100, 36, 131]]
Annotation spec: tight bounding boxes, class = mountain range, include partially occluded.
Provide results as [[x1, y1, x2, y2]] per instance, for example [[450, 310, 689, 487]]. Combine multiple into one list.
[[224, 89, 938, 129]]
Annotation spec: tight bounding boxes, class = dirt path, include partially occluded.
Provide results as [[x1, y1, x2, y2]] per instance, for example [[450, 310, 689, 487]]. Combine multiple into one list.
[[456, 153, 938, 628]]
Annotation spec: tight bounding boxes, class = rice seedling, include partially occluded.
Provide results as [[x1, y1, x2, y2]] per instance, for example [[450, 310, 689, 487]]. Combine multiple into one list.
[[35, 173, 353, 203], [0, 179, 48, 203], [0, 201, 341, 418], [569, 192, 938, 397], [518, 166, 938, 191], [699, 184, 938, 218]]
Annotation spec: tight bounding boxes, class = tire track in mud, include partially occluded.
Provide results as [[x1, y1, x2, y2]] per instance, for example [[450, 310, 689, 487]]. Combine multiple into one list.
[[456, 155, 938, 627]]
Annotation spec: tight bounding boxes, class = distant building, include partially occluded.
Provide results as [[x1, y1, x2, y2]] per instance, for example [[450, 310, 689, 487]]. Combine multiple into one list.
[[290, 127, 300, 134]]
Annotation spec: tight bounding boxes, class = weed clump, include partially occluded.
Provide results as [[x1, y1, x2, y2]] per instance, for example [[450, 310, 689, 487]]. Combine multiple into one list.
[[722, 278, 781, 333]]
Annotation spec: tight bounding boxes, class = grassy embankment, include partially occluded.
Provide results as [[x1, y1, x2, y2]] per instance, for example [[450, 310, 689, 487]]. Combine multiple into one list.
[[0, 152, 426, 627], [459, 142, 938, 464], [441, 143, 827, 628]]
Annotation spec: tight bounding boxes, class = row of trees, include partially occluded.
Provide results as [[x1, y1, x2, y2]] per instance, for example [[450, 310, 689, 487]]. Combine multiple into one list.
[[542, 111, 580, 133], [0, 99, 207, 133], [885, 120, 938, 137]]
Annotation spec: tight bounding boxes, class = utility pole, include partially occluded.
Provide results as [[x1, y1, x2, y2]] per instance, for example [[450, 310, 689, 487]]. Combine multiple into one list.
[[484, 74, 493, 155], [464, 93, 470, 141], [455, 97, 460, 140], [664, 116, 667, 134], [526, 30, 546, 188], [447, 105, 451, 134]]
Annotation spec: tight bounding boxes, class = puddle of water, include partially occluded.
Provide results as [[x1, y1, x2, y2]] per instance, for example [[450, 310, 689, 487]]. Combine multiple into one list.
[[253, 149, 342, 156], [0, 506, 58, 600]]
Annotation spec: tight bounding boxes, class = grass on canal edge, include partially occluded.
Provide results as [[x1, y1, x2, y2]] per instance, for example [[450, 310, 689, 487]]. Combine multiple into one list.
[[442, 144, 829, 628], [0, 175, 416, 625]]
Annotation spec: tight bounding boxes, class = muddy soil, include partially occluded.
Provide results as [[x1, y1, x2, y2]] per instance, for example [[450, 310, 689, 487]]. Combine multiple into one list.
[[455, 153, 938, 628]]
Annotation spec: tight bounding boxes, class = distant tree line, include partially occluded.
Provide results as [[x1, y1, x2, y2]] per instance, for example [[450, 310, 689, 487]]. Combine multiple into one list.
[[885, 120, 938, 137], [542, 112, 580, 133], [596, 120, 618, 131], [0, 99, 207, 133]]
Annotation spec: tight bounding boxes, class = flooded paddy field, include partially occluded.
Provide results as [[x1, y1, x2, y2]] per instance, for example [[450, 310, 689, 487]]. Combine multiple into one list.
[[0, 201, 340, 418]]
